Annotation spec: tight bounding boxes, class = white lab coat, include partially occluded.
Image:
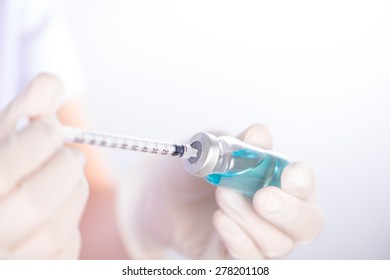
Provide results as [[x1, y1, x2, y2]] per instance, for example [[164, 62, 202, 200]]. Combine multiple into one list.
[[0, 0, 85, 110]]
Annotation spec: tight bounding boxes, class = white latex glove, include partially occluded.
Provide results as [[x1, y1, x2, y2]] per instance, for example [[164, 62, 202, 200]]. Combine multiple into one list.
[[117, 124, 323, 259], [0, 74, 88, 259]]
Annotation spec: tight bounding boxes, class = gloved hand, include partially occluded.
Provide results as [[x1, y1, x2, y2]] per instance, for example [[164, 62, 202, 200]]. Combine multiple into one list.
[[117, 124, 323, 259], [212, 125, 323, 259], [0, 74, 88, 259]]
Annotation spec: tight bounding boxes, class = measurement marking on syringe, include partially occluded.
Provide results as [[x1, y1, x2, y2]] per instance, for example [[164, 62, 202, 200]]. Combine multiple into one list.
[[121, 143, 128, 149]]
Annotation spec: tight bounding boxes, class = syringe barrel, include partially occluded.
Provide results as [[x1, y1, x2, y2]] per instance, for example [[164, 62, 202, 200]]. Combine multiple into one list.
[[183, 132, 289, 197], [63, 126, 197, 158]]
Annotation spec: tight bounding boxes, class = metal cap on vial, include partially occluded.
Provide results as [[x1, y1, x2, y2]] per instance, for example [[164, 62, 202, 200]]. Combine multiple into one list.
[[183, 132, 220, 177]]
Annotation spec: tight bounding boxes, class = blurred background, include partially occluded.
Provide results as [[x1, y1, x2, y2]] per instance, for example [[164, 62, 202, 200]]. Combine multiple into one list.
[[64, 0, 390, 259]]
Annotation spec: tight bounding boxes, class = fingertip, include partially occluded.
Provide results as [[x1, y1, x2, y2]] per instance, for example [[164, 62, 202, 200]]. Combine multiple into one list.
[[215, 187, 231, 207], [32, 73, 63, 95], [254, 186, 324, 243], [215, 187, 247, 210], [281, 162, 316, 200], [237, 124, 273, 149], [25, 73, 64, 116], [0, 74, 64, 139], [253, 187, 285, 217]]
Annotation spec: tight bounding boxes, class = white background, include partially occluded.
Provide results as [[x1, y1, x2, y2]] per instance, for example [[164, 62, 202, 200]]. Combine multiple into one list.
[[65, 0, 390, 259]]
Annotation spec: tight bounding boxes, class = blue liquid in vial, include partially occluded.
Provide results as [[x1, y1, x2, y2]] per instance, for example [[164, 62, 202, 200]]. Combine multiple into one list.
[[206, 149, 289, 197]]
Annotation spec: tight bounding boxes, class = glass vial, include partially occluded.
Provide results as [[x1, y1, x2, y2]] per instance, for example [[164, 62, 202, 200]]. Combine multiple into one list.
[[183, 132, 289, 197]]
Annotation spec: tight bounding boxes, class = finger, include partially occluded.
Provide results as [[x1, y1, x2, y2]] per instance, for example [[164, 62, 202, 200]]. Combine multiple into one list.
[[237, 124, 273, 149], [52, 229, 82, 259], [0, 147, 85, 248], [213, 210, 265, 259], [253, 187, 323, 243], [0, 118, 64, 197], [0, 73, 63, 140], [281, 162, 316, 201], [215, 188, 294, 258], [8, 178, 88, 259]]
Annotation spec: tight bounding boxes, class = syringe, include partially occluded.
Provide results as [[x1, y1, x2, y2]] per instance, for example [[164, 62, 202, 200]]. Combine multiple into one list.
[[63, 126, 289, 197], [63, 126, 198, 159]]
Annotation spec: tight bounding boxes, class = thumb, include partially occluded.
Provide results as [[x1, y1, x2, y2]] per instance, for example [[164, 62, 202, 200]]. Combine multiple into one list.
[[237, 123, 273, 150], [0, 73, 63, 140]]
